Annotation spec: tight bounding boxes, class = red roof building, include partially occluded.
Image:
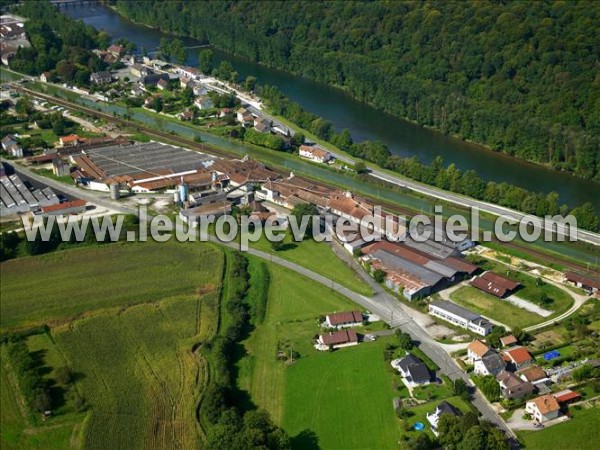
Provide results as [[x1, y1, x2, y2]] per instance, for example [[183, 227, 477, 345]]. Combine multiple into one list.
[[553, 389, 581, 404], [325, 310, 363, 327], [471, 271, 520, 298], [502, 346, 533, 368], [318, 329, 358, 348], [41, 199, 87, 215]]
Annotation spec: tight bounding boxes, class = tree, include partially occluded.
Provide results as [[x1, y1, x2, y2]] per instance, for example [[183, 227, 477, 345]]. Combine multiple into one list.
[[395, 407, 414, 420], [290, 203, 319, 238], [373, 269, 386, 283], [479, 376, 502, 402], [510, 327, 527, 343], [170, 38, 187, 64], [270, 240, 284, 252], [453, 378, 469, 398], [199, 49, 213, 74], [570, 202, 599, 232], [353, 161, 367, 173], [54, 366, 72, 385], [395, 330, 413, 350], [244, 75, 257, 92], [159, 37, 171, 60]]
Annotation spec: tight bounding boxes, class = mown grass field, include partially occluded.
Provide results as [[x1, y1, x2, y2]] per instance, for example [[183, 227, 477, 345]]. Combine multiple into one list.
[[0, 241, 222, 331], [240, 230, 373, 296], [236, 262, 402, 449], [451, 286, 545, 328], [517, 407, 600, 450]]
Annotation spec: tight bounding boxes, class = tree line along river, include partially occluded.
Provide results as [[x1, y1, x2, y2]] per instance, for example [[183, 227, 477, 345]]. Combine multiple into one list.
[[57, 3, 599, 214]]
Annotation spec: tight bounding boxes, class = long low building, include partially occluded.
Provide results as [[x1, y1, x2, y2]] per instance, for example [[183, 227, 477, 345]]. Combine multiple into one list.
[[471, 271, 520, 298], [564, 271, 600, 295], [1, 167, 59, 216], [428, 300, 493, 336]]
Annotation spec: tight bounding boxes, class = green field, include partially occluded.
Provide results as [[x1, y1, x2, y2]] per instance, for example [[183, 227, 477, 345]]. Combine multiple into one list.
[[0, 241, 223, 331], [53, 294, 210, 449], [236, 263, 403, 449], [1, 241, 224, 449], [517, 407, 600, 450], [240, 230, 372, 296], [451, 286, 547, 328]]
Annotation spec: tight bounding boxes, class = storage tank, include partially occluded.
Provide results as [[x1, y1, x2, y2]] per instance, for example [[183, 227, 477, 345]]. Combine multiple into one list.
[[178, 183, 188, 204], [109, 182, 120, 200]]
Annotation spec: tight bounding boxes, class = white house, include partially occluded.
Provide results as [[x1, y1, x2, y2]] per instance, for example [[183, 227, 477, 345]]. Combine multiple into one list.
[[474, 352, 505, 376], [525, 395, 560, 423], [299, 144, 332, 163], [317, 329, 358, 350], [194, 95, 214, 110], [428, 301, 493, 336], [467, 340, 492, 364], [391, 353, 431, 386], [426, 401, 462, 436]]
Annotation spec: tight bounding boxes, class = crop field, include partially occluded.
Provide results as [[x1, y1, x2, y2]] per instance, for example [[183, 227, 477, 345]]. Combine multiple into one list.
[[236, 262, 402, 448], [53, 294, 210, 450], [451, 286, 546, 328], [0, 241, 223, 330]]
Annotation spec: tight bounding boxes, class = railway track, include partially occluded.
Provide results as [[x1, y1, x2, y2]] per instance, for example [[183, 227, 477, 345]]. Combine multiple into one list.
[[15, 85, 599, 274]]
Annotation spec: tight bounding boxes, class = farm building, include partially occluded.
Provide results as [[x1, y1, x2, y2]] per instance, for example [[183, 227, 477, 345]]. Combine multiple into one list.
[[470, 271, 520, 298], [563, 271, 600, 295], [40, 199, 87, 216], [428, 300, 493, 336], [552, 389, 581, 405], [324, 310, 363, 328], [317, 329, 359, 350]]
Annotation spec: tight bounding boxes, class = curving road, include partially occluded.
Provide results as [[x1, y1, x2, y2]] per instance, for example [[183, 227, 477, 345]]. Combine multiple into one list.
[[9, 163, 516, 442]]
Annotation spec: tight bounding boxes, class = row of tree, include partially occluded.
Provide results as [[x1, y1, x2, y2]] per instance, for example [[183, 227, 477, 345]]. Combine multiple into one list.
[[200, 253, 291, 449], [259, 84, 599, 231], [113, 0, 600, 181]]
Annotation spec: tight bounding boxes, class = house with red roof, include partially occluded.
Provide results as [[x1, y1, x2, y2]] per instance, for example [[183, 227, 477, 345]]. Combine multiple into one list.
[[317, 329, 359, 350], [324, 310, 363, 329], [502, 346, 534, 369], [526, 395, 560, 423]]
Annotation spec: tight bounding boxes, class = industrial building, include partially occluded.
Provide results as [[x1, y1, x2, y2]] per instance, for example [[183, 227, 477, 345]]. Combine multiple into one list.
[[1, 165, 59, 216], [471, 271, 521, 298], [428, 300, 493, 336], [361, 241, 477, 300], [70, 141, 215, 193]]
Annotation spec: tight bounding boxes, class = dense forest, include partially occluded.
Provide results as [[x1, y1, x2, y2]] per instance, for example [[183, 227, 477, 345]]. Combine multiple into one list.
[[112, 0, 600, 181]]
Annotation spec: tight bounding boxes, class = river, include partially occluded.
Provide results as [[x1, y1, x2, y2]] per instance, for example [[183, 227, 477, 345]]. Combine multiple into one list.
[[59, 2, 599, 212]]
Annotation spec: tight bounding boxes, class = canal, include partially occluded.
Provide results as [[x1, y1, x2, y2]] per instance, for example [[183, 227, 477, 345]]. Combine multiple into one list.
[[60, 3, 599, 212]]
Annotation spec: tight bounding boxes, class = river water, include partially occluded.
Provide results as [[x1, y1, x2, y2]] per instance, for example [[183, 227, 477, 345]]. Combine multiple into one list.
[[60, 3, 599, 212]]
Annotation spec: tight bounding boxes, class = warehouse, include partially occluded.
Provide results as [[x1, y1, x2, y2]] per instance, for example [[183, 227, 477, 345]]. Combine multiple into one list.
[[428, 300, 493, 336], [471, 271, 520, 298]]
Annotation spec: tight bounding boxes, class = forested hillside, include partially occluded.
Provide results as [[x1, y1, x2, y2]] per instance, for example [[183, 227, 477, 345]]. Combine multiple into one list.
[[113, 0, 600, 181]]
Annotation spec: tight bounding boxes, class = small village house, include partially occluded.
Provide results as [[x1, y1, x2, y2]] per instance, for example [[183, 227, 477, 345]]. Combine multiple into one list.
[[299, 144, 332, 163], [317, 329, 358, 350], [426, 401, 462, 436], [502, 346, 534, 370], [324, 310, 363, 329], [525, 395, 560, 423]]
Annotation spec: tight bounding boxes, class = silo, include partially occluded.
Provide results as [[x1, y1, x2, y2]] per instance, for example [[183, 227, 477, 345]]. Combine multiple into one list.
[[109, 182, 120, 200], [178, 183, 189, 204]]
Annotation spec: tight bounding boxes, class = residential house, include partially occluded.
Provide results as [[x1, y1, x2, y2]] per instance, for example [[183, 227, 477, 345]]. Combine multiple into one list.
[[40, 71, 50, 83], [299, 144, 332, 163], [426, 401, 462, 436], [6, 143, 23, 158], [517, 366, 550, 385], [502, 346, 534, 370], [179, 110, 194, 121], [130, 63, 149, 78], [428, 301, 493, 336], [107, 44, 124, 58], [496, 370, 535, 400], [392, 354, 431, 386], [194, 95, 214, 110], [467, 340, 493, 364], [156, 78, 169, 91], [90, 71, 112, 85], [193, 83, 209, 96], [324, 310, 363, 329], [219, 108, 233, 118], [1, 134, 17, 151], [500, 335, 518, 348], [474, 352, 506, 376], [59, 134, 80, 147], [317, 329, 358, 350], [139, 73, 170, 89], [525, 395, 560, 423], [253, 116, 271, 133], [236, 107, 253, 126]]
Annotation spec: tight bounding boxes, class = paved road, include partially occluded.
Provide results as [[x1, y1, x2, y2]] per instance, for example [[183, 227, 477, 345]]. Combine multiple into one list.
[[11, 162, 516, 442]]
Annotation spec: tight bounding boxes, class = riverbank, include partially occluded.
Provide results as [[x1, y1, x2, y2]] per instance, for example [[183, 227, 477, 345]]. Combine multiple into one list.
[[54, 2, 600, 211]]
